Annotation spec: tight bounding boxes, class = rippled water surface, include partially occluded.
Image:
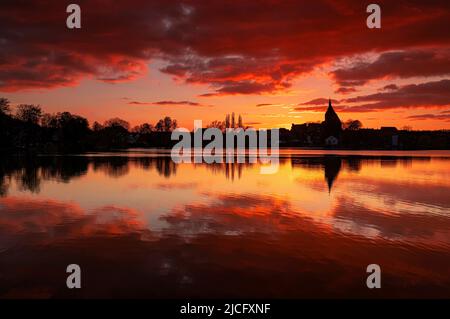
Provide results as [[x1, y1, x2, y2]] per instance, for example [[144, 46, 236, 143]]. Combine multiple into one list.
[[0, 150, 449, 298]]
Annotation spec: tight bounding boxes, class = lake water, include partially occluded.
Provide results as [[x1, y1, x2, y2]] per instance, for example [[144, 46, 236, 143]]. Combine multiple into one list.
[[0, 150, 449, 298]]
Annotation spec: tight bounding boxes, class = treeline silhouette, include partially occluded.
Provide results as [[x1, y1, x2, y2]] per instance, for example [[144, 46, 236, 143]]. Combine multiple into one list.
[[1, 98, 450, 152], [0, 98, 179, 153]]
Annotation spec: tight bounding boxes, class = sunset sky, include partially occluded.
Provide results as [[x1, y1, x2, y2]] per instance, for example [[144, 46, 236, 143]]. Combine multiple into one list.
[[1, 0, 450, 130]]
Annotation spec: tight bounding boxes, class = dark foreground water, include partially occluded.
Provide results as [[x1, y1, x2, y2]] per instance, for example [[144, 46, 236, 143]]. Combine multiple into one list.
[[0, 150, 449, 298]]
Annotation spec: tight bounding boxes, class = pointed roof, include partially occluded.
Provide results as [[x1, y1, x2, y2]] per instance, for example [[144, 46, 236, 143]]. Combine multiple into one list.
[[325, 98, 341, 125], [326, 98, 335, 114], [324, 157, 341, 193]]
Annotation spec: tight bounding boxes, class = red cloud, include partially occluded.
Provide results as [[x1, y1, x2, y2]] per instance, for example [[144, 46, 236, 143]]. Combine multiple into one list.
[[0, 1, 450, 94], [342, 79, 450, 112], [332, 49, 450, 90], [297, 80, 450, 113], [380, 84, 399, 91], [406, 113, 450, 121]]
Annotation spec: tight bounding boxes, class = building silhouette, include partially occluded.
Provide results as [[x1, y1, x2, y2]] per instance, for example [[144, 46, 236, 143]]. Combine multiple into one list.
[[322, 99, 342, 146], [324, 156, 341, 192], [290, 99, 342, 146]]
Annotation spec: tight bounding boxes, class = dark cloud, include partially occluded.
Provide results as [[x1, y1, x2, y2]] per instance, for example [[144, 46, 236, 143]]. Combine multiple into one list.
[[406, 113, 450, 121], [295, 105, 349, 113], [332, 49, 450, 90], [341, 79, 450, 112], [0, 1, 449, 94], [300, 98, 340, 105], [381, 84, 399, 91], [335, 87, 357, 94], [296, 80, 450, 113], [128, 100, 209, 107]]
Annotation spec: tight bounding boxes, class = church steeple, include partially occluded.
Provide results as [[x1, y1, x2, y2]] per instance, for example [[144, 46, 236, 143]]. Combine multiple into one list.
[[325, 99, 340, 125], [323, 98, 342, 141]]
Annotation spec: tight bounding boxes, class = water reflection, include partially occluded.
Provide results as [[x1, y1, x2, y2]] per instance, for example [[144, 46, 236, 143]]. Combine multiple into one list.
[[0, 156, 179, 196], [0, 151, 449, 298]]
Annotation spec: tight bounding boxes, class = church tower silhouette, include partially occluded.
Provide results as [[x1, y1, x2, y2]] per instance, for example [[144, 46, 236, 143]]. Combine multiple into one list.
[[323, 99, 342, 144]]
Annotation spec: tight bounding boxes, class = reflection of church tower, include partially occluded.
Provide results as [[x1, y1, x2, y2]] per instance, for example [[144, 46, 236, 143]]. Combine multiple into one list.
[[323, 99, 342, 145], [324, 156, 341, 193]]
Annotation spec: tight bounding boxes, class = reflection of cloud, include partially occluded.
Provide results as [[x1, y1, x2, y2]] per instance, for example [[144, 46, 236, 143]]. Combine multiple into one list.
[[0, 197, 148, 248], [1, 155, 450, 298], [155, 182, 198, 190], [156, 191, 450, 297], [343, 175, 450, 210], [332, 197, 450, 247], [161, 192, 320, 236], [1, 190, 450, 298], [127, 181, 198, 191]]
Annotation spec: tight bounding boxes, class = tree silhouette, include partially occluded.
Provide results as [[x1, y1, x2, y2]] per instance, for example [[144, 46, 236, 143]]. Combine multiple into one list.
[[225, 114, 230, 128], [16, 104, 42, 124], [0, 98, 11, 115], [155, 116, 177, 132], [92, 121, 104, 131], [344, 119, 362, 131], [132, 123, 153, 134], [104, 118, 130, 131]]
